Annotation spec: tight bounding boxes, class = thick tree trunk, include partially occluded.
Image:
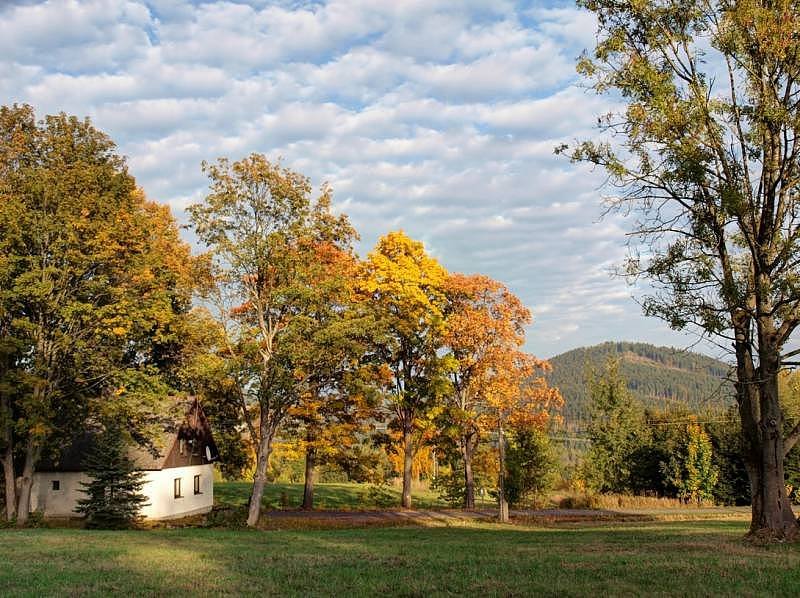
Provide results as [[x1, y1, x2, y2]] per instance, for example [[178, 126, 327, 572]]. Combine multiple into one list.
[[748, 345, 798, 540], [301, 443, 316, 511], [733, 318, 799, 542], [498, 421, 508, 523], [15, 438, 39, 527], [461, 434, 476, 510], [246, 431, 272, 528], [1, 394, 15, 522], [401, 427, 413, 509], [1, 446, 14, 522]]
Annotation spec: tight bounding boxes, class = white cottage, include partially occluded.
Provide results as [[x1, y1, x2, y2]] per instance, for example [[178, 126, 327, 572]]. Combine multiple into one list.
[[30, 397, 220, 520]]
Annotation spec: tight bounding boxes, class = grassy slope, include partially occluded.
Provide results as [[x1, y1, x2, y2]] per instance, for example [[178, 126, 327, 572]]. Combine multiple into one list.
[[2, 521, 800, 596], [215, 481, 447, 510]]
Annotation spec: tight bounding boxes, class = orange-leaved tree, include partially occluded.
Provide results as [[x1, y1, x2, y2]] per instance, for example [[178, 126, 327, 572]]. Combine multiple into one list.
[[361, 231, 450, 508], [485, 351, 561, 522], [443, 273, 562, 514], [441, 273, 535, 509]]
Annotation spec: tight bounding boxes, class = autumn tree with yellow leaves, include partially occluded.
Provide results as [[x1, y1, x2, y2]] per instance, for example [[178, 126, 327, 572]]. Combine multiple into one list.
[[362, 231, 451, 509]]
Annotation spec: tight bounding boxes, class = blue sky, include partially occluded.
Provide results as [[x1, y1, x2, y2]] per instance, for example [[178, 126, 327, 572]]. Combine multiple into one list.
[[0, 0, 702, 358]]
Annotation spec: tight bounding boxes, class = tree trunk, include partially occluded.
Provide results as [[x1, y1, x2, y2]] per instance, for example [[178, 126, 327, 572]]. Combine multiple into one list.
[[733, 319, 800, 542], [1, 445, 14, 522], [301, 443, 316, 511], [1, 394, 15, 522], [461, 434, 476, 510], [401, 426, 413, 509], [15, 438, 39, 527], [748, 342, 798, 540], [246, 431, 272, 528], [498, 421, 508, 523]]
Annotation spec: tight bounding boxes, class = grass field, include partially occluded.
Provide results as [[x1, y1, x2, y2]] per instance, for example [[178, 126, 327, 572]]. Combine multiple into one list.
[[2, 520, 800, 596], [214, 481, 448, 510]]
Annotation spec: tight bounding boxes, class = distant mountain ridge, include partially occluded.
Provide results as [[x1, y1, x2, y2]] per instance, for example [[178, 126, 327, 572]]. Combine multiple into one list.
[[547, 341, 735, 425]]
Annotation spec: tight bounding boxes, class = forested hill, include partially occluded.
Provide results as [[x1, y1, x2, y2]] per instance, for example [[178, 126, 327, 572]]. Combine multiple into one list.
[[547, 341, 735, 425]]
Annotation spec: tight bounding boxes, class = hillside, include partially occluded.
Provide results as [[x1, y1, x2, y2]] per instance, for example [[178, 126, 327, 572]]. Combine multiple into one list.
[[547, 341, 735, 426]]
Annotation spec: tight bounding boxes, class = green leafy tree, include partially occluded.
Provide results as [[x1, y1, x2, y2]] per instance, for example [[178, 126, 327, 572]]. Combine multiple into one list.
[[504, 426, 558, 508], [75, 426, 149, 529], [0, 104, 196, 525], [707, 410, 751, 506], [565, 0, 800, 540], [188, 154, 357, 526], [173, 307, 254, 481], [662, 422, 719, 505], [284, 242, 378, 510]]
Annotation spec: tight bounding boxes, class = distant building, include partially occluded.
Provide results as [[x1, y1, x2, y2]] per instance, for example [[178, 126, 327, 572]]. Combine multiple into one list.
[[30, 397, 220, 520]]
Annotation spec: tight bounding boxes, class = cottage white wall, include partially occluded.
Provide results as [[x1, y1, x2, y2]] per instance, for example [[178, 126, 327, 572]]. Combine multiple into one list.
[[140, 464, 214, 520], [30, 472, 91, 517], [30, 463, 214, 520]]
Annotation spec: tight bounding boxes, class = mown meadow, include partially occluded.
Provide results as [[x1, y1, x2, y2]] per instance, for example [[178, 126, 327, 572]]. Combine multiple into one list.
[[2, 519, 799, 597]]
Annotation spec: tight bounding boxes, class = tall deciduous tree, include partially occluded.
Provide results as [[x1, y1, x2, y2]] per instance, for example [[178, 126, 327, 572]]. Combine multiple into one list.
[[362, 231, 450, 508], [284, 240, 376, 510], [188, 155, 356, 526], [486, 350, 561, 522], [0, 104, 195, 525], [442, 273, 535, 509], [565, 0, 800, 541]]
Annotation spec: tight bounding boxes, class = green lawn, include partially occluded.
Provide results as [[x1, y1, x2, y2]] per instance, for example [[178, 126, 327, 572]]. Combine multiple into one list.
[[214, 481, 447, 510], [2, 520, 800, 596]]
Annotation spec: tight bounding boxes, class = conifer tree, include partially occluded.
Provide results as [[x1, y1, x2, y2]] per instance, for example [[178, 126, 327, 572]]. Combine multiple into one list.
[[75, 427, 149, 529], [582, 358, 646, 493]]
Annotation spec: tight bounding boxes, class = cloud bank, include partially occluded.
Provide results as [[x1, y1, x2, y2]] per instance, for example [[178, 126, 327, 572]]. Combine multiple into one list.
[[0, 0, 699, 357]]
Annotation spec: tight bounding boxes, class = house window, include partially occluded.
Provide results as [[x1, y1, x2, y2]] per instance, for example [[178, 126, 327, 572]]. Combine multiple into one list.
[[194, 474, 201, 495], [174, 478, 182, 499], [51, 480, 60, 491]]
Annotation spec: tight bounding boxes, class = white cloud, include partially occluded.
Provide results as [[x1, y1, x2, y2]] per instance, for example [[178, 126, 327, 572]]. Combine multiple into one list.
[[0, 0, 696, 357]]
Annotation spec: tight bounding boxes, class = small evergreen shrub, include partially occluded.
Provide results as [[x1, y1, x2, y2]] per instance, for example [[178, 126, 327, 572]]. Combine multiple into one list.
[[75, 426, 149, 529]]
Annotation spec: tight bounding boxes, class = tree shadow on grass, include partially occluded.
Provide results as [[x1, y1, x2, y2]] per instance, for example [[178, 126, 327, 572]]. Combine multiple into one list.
[[5, 520, 798, 596]]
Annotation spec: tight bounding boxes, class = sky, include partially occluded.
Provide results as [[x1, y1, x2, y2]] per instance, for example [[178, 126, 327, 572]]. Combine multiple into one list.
[[0, 0, 704, 358]]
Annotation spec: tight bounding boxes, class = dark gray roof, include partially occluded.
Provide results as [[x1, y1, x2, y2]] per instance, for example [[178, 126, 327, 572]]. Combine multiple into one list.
[[37, 397, 218, 472]]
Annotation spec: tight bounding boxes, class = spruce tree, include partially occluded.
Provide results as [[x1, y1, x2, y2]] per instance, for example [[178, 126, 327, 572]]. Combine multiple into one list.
[[75, 426, 149, 529], [582, 358, 646, 493]]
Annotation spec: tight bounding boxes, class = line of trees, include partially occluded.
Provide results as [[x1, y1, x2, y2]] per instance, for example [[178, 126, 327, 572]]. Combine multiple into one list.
[[186, 158, 563, 525], [578, 359, 735, 505], [0, 104, 562, 527]]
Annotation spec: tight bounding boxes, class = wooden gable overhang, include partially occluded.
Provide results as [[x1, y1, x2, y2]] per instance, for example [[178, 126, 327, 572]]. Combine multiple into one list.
[[159, 397, 221, 470]]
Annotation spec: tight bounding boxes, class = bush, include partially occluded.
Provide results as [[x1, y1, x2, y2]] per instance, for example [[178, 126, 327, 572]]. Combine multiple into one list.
[[558, 494, 603, 510], [205, 505, 248, 529], [430, 468, 466, 507]]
